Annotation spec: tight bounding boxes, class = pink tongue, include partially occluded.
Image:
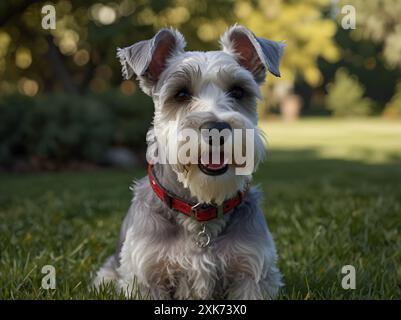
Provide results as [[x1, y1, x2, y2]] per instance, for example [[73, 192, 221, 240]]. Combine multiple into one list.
[[206, 162, 225, 169], [204, 154, 225, 170]]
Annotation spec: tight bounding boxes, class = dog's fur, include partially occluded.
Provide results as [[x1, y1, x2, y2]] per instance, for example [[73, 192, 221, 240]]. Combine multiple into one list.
[[94, 25, 285, 299]]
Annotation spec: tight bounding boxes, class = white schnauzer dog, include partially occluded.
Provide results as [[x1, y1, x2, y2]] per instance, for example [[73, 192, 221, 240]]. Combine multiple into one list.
[[94, 25, 285, 299]]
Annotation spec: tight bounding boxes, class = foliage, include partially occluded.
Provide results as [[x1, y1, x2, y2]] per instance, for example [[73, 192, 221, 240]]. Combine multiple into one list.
[[0, 91, 153, 166], [318, 27, 399, 111], [95, 90, 153, 148], [384, 81, 401, 117], [0, 0, 235, 95], [235, 0, 339, 88], [0, 0, 339, 98], [333, 0, 401, 116], [342, 0, 401, 68], [325, 69, 376, 117]]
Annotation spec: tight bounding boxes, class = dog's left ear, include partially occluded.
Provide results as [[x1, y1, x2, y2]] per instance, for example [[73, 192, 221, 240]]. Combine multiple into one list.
[[220, 25, 285, 83]]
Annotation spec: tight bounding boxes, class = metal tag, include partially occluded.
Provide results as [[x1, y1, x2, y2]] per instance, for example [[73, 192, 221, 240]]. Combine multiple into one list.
[[194, 223, 211, 248]]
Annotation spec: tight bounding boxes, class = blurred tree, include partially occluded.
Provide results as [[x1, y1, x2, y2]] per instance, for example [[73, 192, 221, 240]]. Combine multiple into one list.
[[0, 0, 235, 95], [342, 0, 401, 68], [325, 68, 375, 116], [233, 0, 339, 114], [0, 0, 339, 102], [338, 0, 401, 116], [235, 0, 339, 88], [384, 82, 401, 117], [319, 27, 399, 108]]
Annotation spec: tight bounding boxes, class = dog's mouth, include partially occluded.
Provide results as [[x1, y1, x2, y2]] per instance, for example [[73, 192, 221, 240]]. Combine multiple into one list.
[[198, 152, 229, 176]]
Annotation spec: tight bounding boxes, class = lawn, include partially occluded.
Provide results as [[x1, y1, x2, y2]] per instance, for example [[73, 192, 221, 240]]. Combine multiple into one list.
[[0, 118, 400, 299]]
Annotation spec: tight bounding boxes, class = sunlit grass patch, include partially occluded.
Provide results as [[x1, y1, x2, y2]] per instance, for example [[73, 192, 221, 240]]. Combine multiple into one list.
[[261, 118, 401, 163]]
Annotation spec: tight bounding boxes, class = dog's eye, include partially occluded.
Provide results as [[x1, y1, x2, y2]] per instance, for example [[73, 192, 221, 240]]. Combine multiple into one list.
[[228, 86, 245, 99], [175, 88, 191, 102]]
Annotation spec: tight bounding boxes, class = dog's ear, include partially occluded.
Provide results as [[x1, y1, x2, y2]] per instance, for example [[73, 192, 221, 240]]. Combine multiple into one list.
[[117, 28, 186, 95], [220, 25, 285, 83]]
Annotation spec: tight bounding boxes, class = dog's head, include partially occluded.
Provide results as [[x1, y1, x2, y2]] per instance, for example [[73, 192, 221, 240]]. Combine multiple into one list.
[[118, 25, 285, 204]]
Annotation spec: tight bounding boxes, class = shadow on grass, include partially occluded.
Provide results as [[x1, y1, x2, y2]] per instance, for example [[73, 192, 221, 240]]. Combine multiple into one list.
[[256, 148, 401, 188]]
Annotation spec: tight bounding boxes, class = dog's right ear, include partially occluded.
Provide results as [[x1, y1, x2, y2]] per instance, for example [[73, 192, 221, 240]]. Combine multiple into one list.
[[117, 28, 186, 95]]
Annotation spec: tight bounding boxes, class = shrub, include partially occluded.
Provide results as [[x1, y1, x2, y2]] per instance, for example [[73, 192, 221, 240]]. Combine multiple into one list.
[[325, 68, 376, 117], [96, 90, 153, 149], [0, 91, 153, 167], [0, 94, 33, 165], [383, 81, 401, 118]]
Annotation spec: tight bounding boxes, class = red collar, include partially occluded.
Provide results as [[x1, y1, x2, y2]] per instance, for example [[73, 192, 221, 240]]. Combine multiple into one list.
[[148, 164, 248, 222]]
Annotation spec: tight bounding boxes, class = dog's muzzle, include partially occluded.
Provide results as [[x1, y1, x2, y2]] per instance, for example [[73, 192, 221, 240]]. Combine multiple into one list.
[[198, 121, 232, 176]]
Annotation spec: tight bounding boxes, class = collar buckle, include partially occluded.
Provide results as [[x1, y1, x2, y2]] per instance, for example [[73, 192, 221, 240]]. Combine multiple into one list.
[[190, 202, 202, 218], [191, 202, 224, 220]]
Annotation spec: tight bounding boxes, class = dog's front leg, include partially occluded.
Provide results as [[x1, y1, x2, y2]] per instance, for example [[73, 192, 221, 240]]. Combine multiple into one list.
[[225, 272, 263, 300], [117, 277, 172, 299], [225, 268, 282, 300], [173, 252, 217, 299]]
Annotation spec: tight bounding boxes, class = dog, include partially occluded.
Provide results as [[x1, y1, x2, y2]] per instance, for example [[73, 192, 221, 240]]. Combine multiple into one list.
[[93, 25, 285, 299]]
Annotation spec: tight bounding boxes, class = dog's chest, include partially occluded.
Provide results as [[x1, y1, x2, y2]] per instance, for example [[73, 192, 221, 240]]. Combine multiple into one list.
[[121, 216, 230, 298], [157, 234, 228, 298], [157, 216, 229, 273]]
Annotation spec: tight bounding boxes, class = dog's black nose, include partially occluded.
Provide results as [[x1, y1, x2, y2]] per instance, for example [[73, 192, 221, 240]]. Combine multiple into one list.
[[200, 121, 232, 145]]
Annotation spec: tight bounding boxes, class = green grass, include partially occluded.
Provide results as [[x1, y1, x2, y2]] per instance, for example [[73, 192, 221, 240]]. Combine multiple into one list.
[[1, 118, 400, 299]]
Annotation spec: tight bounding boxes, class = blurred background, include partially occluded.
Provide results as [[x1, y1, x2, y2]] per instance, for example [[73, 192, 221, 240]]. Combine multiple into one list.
[[1, 0, 401, 299], [0, 0, 400, 170]]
